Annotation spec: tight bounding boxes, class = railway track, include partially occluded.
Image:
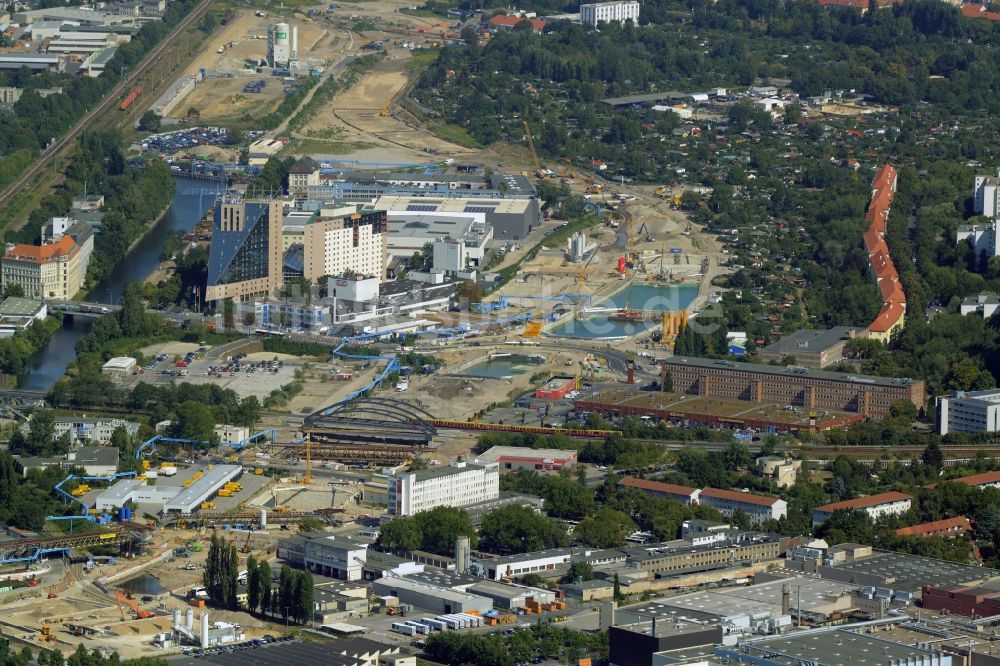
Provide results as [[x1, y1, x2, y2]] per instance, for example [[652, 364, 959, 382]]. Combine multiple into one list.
[[0, 0, 216, 210]]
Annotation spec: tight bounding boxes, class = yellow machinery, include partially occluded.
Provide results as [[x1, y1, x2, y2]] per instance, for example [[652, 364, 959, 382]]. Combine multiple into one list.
[[71, 484, 91, 497], [577, 250, 598, 284], [654, 186, 667, 196], [141, 460, 151, 471], [183, 479, 193, 487], [240, 529, 253, 554], [217, 490, 232, 497], [522, 120, 541, 172], [201, 502, 216, 511], [379, 100, 390, 117], [254, 468, 264, 475], [660, 310, 689, 346], [524, 321, 542, 338], [586, 182, 603, 194]]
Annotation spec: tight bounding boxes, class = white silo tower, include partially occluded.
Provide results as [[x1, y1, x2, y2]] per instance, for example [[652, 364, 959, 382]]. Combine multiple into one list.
[[268, 23, 290, 67]]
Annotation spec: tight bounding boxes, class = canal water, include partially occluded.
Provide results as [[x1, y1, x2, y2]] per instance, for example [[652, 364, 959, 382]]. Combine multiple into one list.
[[457, 355, 545, 378], [19, 177, 219, 392], [547, 282, 698, 340]]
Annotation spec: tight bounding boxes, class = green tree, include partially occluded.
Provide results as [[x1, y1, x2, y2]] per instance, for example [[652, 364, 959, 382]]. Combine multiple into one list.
[[292, 569, 314, 625], [9, 409, 59, 457], [731, 509, 753, 530], [246, 555, 260, 613], [278, 565, 293, 622], [117, 283, 150, 337], [138, 111, 161, 133], [223, 541, 239, 610], [173, 400, 217, 441], [574, 508, 636, 548], [561, 561, 593, 584], [478, 505, 570, 554], [257, 559, 272, 615], [298, 517, 323, 532], [543, 476, 595, 519], [922, 441, 944, 471], [377, 516, 423, 553]]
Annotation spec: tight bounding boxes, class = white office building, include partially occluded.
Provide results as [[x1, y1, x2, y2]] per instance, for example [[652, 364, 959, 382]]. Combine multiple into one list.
[[974, 171, 1000, 219], [937, 389, 1000, 435], [387, 461, 499, 516], [303, 534, 369, 581], [50, 417, 140, 444], [698, 487, 787, 523], [811, 492, 912, 527], [956, 221, 1000, 258], [580, 0, 640, 27], [960, 294, 1000, 319]]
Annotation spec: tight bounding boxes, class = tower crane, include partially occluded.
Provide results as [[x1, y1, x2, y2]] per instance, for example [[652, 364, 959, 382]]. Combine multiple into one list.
[[577, 250, 598, 284], [522, 120, 541, 172]]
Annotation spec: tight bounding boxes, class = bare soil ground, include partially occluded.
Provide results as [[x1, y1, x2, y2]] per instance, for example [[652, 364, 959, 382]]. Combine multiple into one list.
[[300, 51, 478, 162]]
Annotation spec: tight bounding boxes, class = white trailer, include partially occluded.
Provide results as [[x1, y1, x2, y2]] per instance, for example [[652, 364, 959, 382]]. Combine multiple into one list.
[[437, 615, 461, 629], [391, 622, 416, 636], [404, 621, 429, 634]]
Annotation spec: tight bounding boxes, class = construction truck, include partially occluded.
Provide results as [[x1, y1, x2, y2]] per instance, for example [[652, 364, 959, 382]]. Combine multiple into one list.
[[586, 183, 603, 194]]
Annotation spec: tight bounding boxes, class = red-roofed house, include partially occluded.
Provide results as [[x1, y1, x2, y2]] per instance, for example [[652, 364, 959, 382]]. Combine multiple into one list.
[[895, 516, 972, 538], [811, 491, 911, 526], [699, 487, 787, 522], [878, 277, 906, 305], [962, 3, 1000, 20], [487, 15, 547, 33], [619, 477, 701, 504], [868, 302, 905, 342], [945, 470, 1000, 489]]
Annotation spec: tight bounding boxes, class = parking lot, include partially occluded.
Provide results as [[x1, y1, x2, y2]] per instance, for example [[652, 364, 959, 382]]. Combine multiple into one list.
[[138, 343, 302, 400], [140, 127, 229, 153]]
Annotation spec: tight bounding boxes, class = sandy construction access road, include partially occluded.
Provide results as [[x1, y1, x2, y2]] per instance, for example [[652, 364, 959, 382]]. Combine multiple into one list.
[[299, 49, 479, 163]]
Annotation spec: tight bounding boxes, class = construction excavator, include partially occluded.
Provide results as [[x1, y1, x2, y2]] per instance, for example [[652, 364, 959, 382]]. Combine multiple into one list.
[[115, 591, 154, 621], [240, 528, 254, 554]]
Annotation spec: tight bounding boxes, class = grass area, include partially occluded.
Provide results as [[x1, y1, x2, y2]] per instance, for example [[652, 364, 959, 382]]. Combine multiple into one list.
[[272, 0, 325, 7], [400, 7, 446, 18], [427, 123, 482, 149], [406, 48, 440, 73], [283, 139, 372, 155], [0, 170, 64, 234]]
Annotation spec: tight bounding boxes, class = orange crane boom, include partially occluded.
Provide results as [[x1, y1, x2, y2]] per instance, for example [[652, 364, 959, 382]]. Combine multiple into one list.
[[115, 591, 154, 620]]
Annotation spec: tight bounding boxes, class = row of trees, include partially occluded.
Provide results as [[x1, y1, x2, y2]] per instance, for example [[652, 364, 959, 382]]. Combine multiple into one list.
[[203, 537, 315, 624]]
